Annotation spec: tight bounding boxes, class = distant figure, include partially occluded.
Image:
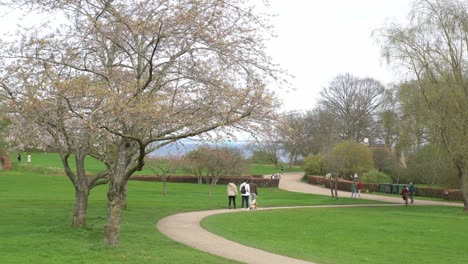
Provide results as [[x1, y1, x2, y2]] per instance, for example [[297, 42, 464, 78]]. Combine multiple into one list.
[[27, 154, 31, 164], [357, 181, 364, 198], [226, 182, 237, 209], [280, 164, 284, 173], [408, 182, 416, 204], [351, 181, 357, 198], [17, 153, 21, 163], [239, 179, 250, 209], [401, 185, 409, 206], [249, 181, 258, 210]]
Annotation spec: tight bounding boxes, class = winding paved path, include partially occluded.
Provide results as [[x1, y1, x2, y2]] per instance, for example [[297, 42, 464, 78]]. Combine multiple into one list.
[[156, 173, 463, 264]]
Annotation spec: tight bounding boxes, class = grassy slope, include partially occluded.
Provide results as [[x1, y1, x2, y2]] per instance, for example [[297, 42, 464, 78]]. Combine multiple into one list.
[[11, 152, 303, 176], [6, 152, 465, 264], [0, 163, 375, 264], [202, 206, 468, 264]]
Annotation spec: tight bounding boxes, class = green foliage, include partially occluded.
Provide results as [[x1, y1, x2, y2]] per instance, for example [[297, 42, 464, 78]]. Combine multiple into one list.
[[326, 140, 374, 179], [372, 147, 399, 173], [361, 170, 392, 183], [406, 144, 458, 186], [203, 206, 468, 264], [249, 150, 274, 164], [302, 154, 326, 176]]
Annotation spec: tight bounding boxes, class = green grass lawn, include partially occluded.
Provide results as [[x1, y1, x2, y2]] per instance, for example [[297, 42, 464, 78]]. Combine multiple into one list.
[[0, 168, 376, 264], [11, 152, 303, 176], [202, 206, 468, 264], [3, 152, 465, 264]]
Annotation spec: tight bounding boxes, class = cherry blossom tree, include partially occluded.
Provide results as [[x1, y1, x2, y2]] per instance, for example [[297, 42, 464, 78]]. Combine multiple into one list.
[[1, 0, 281, 246]]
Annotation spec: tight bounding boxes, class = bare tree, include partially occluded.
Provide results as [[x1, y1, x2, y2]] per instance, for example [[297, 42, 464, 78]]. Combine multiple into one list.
[[250, 122, 282, 167], [378, 0, 468, 211], [184, 146, 247, 196], [1, 0, 281, 246], [146, 156, 182, 196], [276, 112, 302, 167], [320, 73, 385, 143]]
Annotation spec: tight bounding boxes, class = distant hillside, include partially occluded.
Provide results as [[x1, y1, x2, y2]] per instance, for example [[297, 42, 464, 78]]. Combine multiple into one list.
[[149, 139, 253, 158]]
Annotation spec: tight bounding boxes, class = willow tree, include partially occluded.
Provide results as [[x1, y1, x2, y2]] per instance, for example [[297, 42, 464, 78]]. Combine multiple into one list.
[[1, 0, 280, 245], [378, 0, 468, 211]]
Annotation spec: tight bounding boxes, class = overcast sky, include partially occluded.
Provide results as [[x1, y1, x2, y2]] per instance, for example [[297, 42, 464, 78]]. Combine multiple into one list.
[[0, 0, 413, 113], [266, 0, 412, 112]]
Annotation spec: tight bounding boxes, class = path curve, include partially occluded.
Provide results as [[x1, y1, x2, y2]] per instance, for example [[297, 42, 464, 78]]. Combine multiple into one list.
[[157, 173, 462, 264], [279, 172, 463, 207]]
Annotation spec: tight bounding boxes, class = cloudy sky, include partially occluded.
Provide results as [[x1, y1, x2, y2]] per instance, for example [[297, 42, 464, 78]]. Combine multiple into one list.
[[0, 0, 413, 112], [265, 0, 412, 112]]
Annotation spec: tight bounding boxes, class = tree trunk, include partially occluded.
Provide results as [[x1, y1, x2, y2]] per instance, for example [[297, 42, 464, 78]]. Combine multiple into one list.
[[162, 180, 167, 196], [334, 179, 338, 199], [72, 188, 89, 228], [459, 165, 468, 212], [329, 180, 334, 197], [104, 183, 123, 247], [120, 181, 128, 210]]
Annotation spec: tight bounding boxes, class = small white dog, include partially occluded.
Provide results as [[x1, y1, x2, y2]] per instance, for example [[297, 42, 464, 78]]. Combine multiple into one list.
[[251, 199, 258, 209]]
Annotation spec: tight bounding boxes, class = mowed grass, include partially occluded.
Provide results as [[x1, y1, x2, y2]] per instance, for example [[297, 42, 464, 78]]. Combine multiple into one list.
[[11, 152, 303, 176], [202, 206, 468, 264], [0, 166, 377, 264]]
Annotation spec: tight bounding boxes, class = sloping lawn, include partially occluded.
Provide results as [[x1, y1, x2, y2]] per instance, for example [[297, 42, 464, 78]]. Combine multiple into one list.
[[202, 206, 468, 264], [0, 169, 379, 264]]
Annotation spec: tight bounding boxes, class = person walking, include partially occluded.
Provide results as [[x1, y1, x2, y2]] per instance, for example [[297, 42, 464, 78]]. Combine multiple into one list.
[[401, 185, 409, 206], [27, 154, 31, 164], [408, 182, 416, 204], [239, 179, 250, 210], [226, 182, 237, 209], [17, 153, 21, 163], [357, 181, 364, 198], [351, 181, 357, 198], [249, 181, 258, 210]]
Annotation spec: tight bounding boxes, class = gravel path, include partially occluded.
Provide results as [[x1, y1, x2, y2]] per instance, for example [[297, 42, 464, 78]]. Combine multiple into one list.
[[156, 172, 462, 264]]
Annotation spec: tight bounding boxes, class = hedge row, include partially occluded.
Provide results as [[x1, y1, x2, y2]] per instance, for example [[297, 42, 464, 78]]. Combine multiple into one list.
[[129, 175, 279, 187], [308, 176, 379, 193], [307, 176, 463, 201], [416, 187, 463, 201]]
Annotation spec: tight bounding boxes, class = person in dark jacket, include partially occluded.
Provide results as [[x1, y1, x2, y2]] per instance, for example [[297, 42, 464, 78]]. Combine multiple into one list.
[[408, 182, 416, 204], [249, 181, 258, 210]]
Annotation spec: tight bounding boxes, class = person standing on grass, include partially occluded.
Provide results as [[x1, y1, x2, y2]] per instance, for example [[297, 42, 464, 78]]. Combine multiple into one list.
[[408, 182, 416, 204], [401, 185, 409, 206], [226, 182, 237, 209], [239, 179, 250, 210], [351, 181, 357, 198], [357, 180, 364, 198], [27, 154, 31, 164], [249, 181, 258, 210], [17, 153, 21, 163]]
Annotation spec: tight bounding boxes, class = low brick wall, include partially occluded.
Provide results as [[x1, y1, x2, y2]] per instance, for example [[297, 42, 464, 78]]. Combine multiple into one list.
[[130, 175, 279, 187], [306, 176, 463, 201]]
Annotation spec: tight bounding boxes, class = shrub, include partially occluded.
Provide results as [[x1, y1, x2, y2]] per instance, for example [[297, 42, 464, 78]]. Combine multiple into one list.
[[303, 154, 326, 176], [361, 170, 392, 183]]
